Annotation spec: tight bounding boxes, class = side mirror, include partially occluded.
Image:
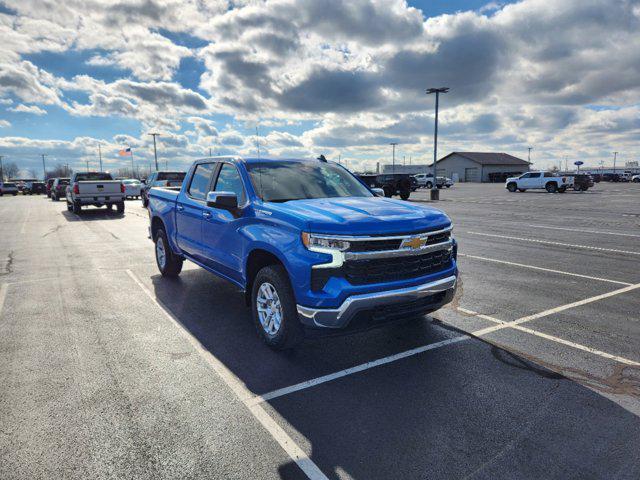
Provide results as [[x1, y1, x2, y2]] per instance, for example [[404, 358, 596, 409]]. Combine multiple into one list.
[[206, 191, 238, 209], [371, 187, 385, 197]]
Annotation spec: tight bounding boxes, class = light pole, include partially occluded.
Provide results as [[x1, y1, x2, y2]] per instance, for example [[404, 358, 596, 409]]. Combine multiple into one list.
[[148, 133, 160, 171], [98, 143, 103, 172], [41, 154, 47, 180], [528, 147, 533, 163], [613, 151, 618, 174], [0, 155, 4, 181], [426, 87, 449, 200], [390, 142, 398, 174]]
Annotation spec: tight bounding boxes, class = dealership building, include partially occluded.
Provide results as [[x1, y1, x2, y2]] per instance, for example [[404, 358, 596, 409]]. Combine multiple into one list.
[[434, 152, 531, 182]]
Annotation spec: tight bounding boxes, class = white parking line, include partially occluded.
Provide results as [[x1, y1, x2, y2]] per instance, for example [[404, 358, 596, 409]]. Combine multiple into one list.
[[20, 206, 30, 234], [528, 224, 640, 238], [126, 269, 328, 480], [249, 336, 469, 405], [459, 253, 632, 286], [467, 231, 640, 256], [457, 308, 640, 367], [254, 282, 640, 404], [0, 283, 7, 317]]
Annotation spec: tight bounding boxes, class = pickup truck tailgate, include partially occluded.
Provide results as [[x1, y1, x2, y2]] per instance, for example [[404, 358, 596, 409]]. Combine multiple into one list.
[[77, 181, 121, 196]]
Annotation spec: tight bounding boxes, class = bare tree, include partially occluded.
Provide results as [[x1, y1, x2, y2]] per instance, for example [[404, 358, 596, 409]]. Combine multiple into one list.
[[46, 163, 73, 179], [4, 162, 19, 180]]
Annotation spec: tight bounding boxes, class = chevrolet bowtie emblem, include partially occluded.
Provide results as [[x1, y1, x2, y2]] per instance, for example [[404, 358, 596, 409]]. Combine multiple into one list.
[[401, 236, 423, 250]]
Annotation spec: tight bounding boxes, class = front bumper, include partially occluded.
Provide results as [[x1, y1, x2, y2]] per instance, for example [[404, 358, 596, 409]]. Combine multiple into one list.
[[297, 274, 457, 329]]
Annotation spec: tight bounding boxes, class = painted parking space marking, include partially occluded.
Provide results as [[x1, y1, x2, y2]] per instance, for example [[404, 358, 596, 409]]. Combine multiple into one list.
[[0, 283, 7, 318], [458, 308, 640, 367], [126, 269, 329, 480], [253, 282, 640, 404], [459, 253, 632, 286], [527, 224, 640, 238], [467, 231, 640, 256]]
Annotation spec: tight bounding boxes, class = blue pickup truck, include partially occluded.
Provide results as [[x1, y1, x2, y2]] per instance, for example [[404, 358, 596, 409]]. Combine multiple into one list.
[[148, 157, 458, 349]]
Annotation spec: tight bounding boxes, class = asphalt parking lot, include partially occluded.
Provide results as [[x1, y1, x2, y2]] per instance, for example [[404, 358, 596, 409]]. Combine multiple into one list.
[[1, 182, 639, 479]]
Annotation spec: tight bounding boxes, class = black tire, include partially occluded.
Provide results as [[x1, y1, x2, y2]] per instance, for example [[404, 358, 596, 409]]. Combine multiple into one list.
[[426, 181, 433, 189], [13, 193, 17, 196], [558, 186, 566, 193], [507, 182, 517, 192], [445, 185, 451, 188], [518, 189, 526, 192], [154, 228, 183, 277], [72, 201, 81, 214], [116, 201, 125, 214], [383, 186, 393, 198], [142, 194, 149, 207], [51, 193, 56, 201], [66, 201, 72, 211], [399, 189, 410, 200], [545, 182, 558, 193], [252, 265, 303, 350]]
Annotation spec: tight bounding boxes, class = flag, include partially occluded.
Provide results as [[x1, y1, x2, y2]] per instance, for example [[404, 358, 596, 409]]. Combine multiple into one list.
[[118, 147, 132, 156]]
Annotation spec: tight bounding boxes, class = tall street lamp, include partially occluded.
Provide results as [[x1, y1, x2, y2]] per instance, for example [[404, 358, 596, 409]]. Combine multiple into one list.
[[390, 142, 398, 174], [426, 87, 449, 200], [148, 133, 160, 171]]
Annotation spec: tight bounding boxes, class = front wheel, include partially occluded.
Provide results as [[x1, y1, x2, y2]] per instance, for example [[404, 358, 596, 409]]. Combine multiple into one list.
[[546, 182, 558, 193], [507, 182, 517, 192], [252, 265, 303, 350], [426, 181, 433, 189], [558, 186, 567, 193], [155, 228, 183, 277], [399, 189, 410, 200], [142, 195, 149, 207]]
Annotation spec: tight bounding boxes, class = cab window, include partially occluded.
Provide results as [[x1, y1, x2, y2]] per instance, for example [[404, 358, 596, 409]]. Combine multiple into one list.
[[188, 163, 215, 200], [214, 164, 246, 204]]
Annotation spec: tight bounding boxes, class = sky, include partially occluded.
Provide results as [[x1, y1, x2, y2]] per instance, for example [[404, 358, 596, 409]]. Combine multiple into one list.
[[0, 0, 639, 177]]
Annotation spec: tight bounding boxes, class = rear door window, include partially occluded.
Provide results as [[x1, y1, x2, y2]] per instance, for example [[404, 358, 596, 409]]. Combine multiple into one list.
[[188, 163, 216, 200]]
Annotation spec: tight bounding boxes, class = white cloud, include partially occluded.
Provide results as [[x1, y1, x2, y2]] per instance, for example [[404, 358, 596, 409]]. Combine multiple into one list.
[[8, 103, 46, 115], [0, 119, 10, 127]]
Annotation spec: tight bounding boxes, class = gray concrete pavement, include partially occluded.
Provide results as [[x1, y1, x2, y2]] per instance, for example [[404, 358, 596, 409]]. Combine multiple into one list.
[[1, 182, 639, 479]]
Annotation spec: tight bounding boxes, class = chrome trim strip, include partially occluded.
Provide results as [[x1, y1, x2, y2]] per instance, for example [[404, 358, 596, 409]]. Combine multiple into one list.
[[297, 275, 457, 328], [344, 240, 453, 260], [307, 226, 452, 243]]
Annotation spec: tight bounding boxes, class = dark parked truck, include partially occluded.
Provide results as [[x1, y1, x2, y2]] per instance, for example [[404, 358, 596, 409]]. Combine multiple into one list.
[[356, 173, 415, 200], [147, 157, 458, 350]]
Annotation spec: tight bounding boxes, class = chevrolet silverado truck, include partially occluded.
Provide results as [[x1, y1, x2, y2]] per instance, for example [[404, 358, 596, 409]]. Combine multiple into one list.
[[505, 171, 573, 193], [66, 172, 125, 214], [147, 157, 458, 350]]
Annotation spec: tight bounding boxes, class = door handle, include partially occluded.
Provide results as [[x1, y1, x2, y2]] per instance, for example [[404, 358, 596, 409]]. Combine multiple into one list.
[[176, 204, 184, 211], [202, 211, 212, 219]]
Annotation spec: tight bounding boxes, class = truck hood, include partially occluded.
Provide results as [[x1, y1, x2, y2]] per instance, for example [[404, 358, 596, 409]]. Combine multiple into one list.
[[263, 197, 451, 235]]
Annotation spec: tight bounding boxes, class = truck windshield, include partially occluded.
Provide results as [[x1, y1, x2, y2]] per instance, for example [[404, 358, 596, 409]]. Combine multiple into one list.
[[75, 173, 113, 181], [247, 161, 372, 202]]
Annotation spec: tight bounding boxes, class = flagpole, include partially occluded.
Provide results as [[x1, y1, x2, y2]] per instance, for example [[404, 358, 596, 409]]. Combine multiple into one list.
[[130, 148, 136, 178]]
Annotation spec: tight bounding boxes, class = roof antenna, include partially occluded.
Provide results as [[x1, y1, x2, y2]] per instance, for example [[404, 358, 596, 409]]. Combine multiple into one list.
[[317, 154, 327, 162], [255, 125, 261, 159]]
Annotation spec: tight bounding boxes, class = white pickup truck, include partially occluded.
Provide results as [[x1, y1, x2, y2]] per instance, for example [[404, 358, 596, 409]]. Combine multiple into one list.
[[66, 172, 125, 214], [505, 171, 573, 193]]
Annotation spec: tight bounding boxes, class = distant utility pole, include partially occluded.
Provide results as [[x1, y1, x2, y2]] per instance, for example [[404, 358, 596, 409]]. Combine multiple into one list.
[[209, 147, 212, 157], [148, 133, 160, 171], [564, 155, 568, 171], [0, 155, 4, 181], [426, 87, 449, 201], [98, 144, 103, 172], [86, 159, 89, 172], [527, 147, 533, 163], [41, 154, 47, 180], [613, 151, 618, 173], [390, 142, 398, 174]]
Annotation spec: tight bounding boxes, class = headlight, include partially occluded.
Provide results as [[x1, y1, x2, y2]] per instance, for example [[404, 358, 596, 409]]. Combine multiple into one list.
[[301, 232, 350, 251]]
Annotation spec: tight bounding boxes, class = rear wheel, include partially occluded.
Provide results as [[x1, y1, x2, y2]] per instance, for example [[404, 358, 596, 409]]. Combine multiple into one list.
[[72, 201, 81, 214], [545, 182, 558, 193], [142, 194, 149, 207], [399, 189, 410, 200], [383, 186, 393, 198], [507, 182, 517, 192], [252, 265, 303, 350], [155, 228, 183, 277], [116, 201, 125, 214]]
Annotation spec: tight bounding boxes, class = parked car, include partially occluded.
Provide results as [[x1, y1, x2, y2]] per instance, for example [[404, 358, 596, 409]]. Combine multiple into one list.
[[602, 173, 622, 182], [45, 178, 55, 198], [413, 173, 448, 189], [23, 181, 46, 195], [356, 173, 414, 200], [50, 178, 70, 201], [505, 171, 573, 193], [632, 174, 640, 183], [66, 172, 125, 214], [147, 157, 458, 350], [572, 174, 594, 191], [0, 181, 19, 196], [141, 171, 186, 207], [122, 179, 142, 199]]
